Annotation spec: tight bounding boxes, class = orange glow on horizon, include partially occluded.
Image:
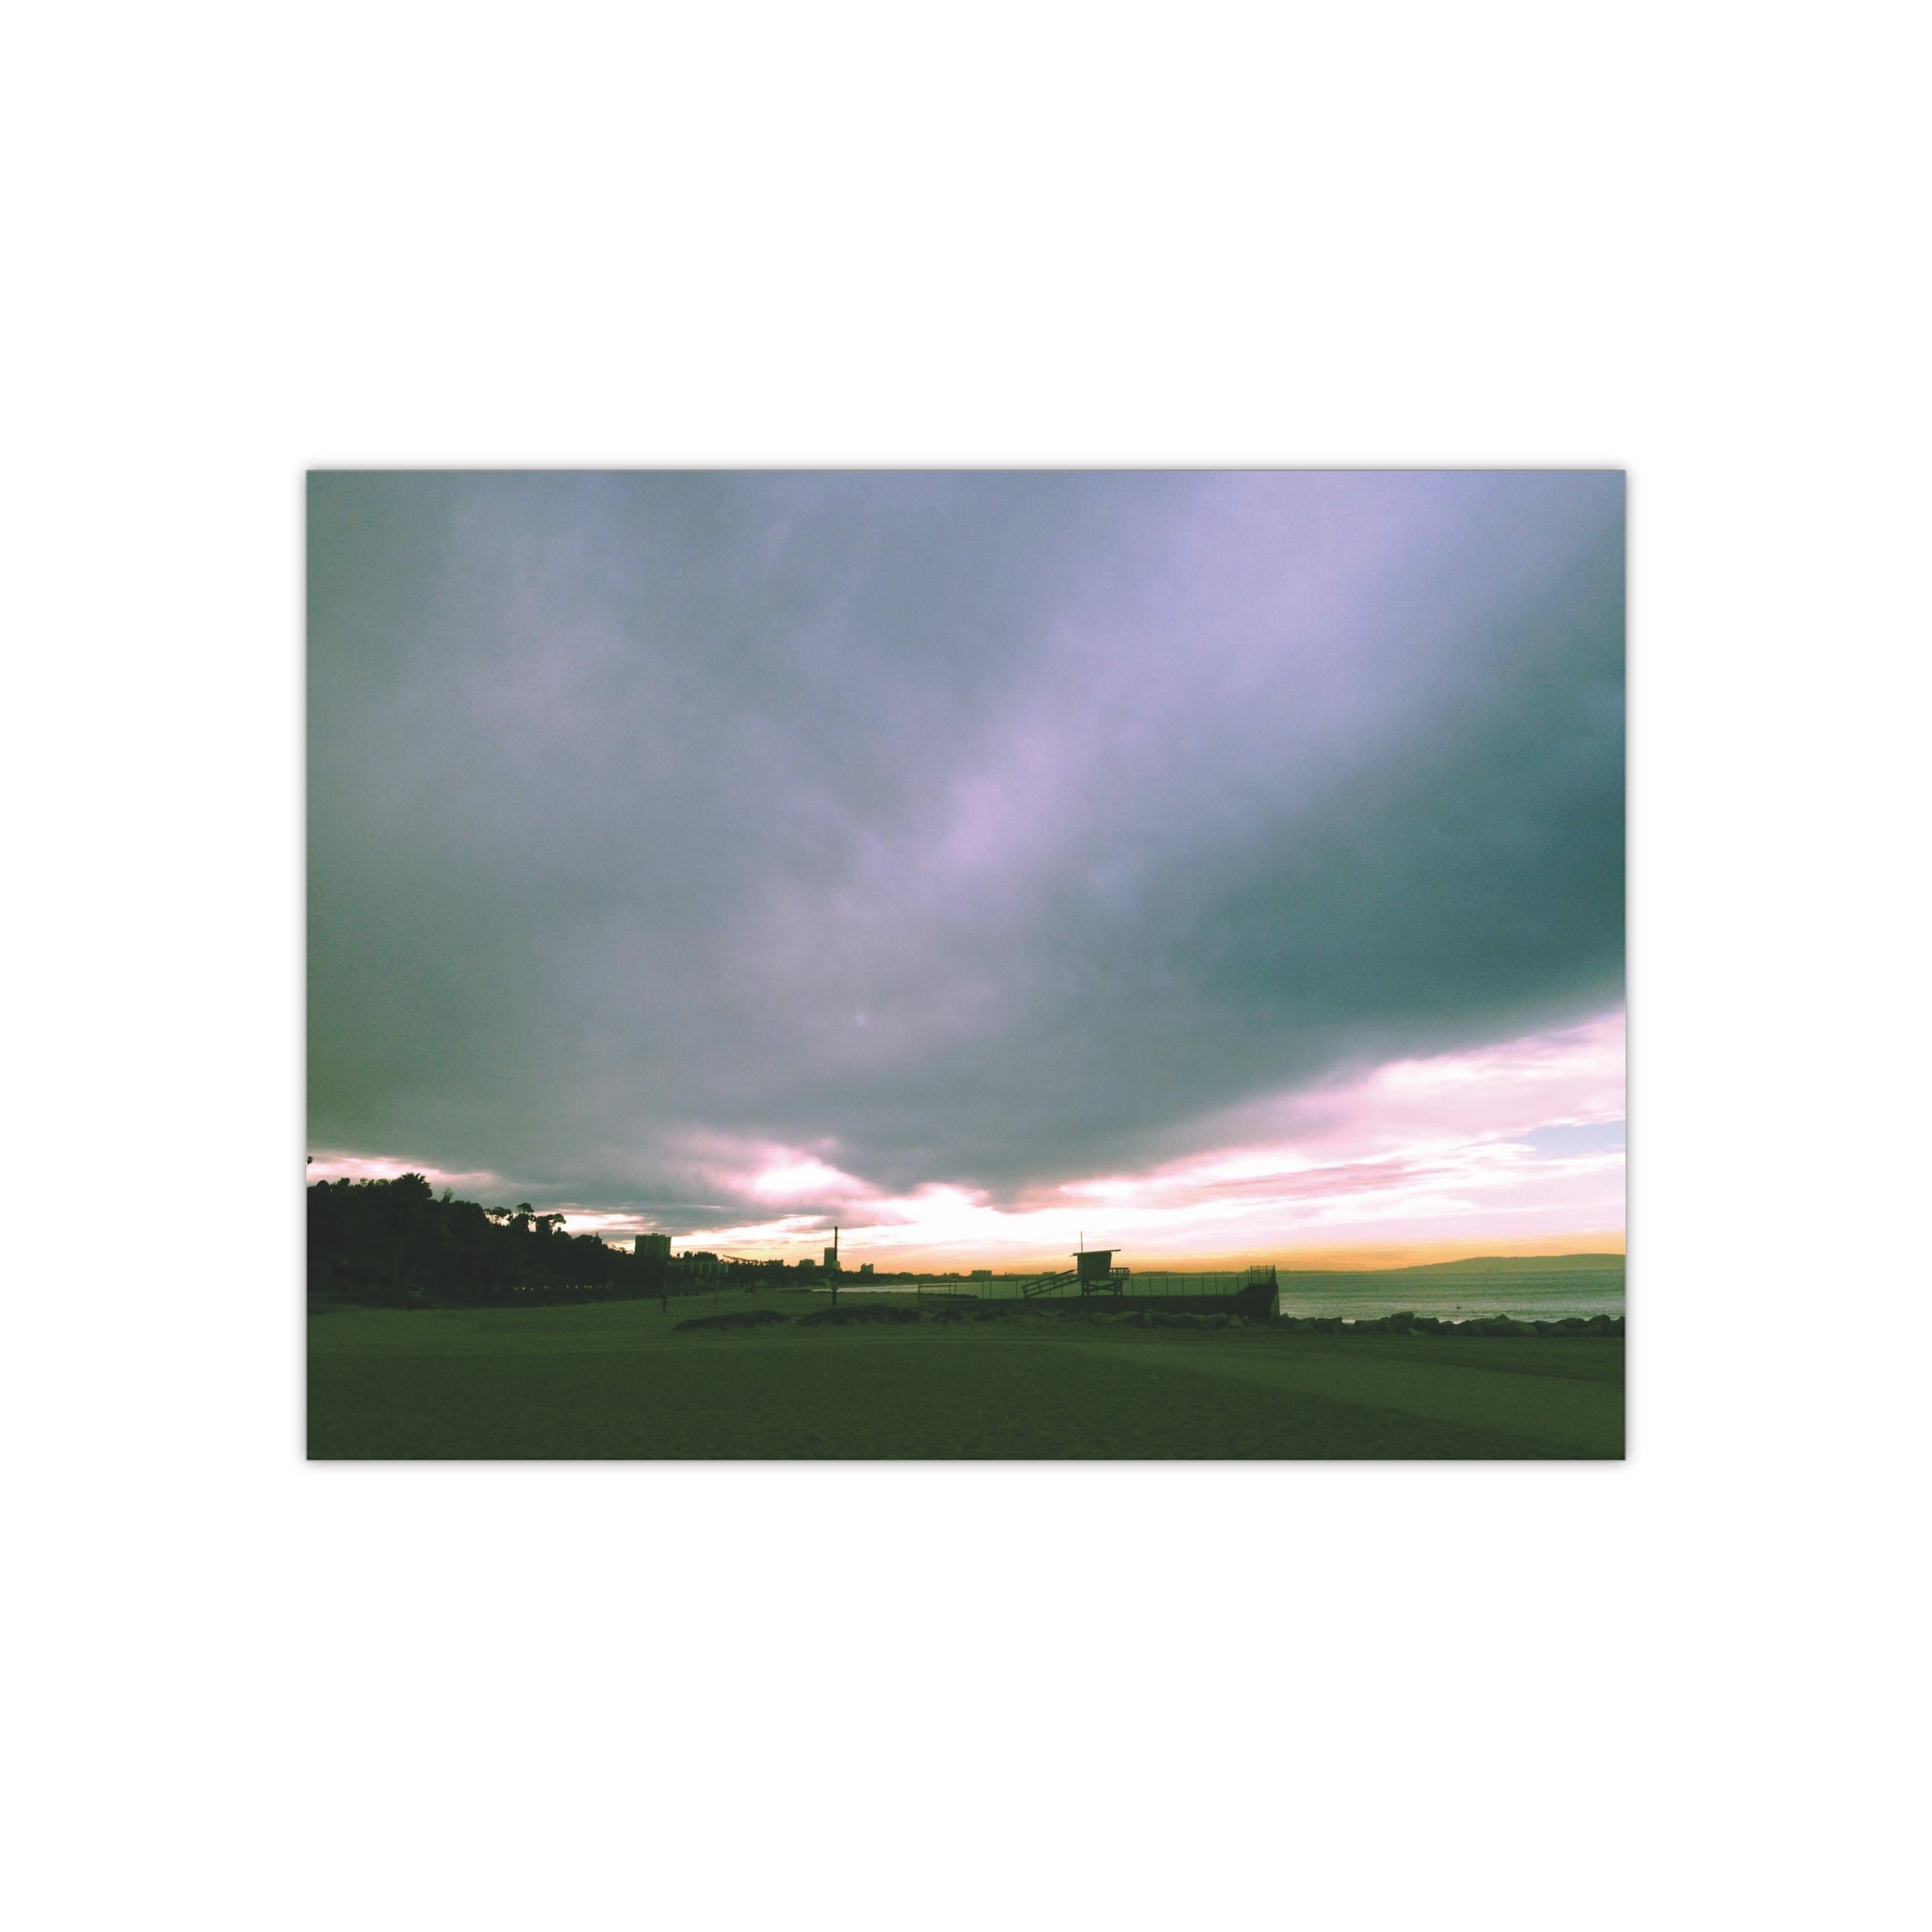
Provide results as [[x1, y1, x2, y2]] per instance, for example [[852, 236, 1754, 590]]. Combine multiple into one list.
[[796, 1232, 1626, 1274]]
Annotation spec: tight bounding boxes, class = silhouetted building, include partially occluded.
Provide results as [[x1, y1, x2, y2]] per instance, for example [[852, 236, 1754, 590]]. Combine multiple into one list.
[[635, 1233, 671, 1262]]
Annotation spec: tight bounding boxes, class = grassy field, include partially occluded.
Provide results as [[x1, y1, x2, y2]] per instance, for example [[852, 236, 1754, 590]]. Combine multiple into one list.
[[308, 1289, 1624, 1460]]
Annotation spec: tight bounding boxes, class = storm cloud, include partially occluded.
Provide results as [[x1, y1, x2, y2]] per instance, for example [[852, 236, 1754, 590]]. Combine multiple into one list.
[[308, 472, 1623, 1240]]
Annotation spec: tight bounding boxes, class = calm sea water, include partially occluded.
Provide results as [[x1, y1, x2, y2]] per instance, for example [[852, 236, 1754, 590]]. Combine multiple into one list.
[[1272, 1268, 1624, 1324]]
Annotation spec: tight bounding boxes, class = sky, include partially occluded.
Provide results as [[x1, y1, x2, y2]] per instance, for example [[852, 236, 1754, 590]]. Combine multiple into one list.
[[308, 472, 1624, 1270]]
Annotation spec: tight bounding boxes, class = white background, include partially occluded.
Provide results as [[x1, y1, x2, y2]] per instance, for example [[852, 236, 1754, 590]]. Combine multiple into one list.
[[5, 5, 1925, 1929]]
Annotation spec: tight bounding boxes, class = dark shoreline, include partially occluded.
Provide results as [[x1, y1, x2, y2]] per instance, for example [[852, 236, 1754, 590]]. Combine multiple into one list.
[[670, 1303, 1624, 1338]]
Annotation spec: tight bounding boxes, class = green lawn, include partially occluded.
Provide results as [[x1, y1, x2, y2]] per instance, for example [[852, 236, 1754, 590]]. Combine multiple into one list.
[[308, 1291, 1624, 1460]]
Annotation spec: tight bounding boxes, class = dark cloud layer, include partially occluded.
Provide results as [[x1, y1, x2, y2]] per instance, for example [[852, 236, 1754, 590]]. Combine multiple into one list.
[[308, 472, 1623, 1226]]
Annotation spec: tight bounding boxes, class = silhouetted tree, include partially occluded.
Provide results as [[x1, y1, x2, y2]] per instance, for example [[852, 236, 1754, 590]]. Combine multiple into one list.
[[308, 1177, 658, 1309]]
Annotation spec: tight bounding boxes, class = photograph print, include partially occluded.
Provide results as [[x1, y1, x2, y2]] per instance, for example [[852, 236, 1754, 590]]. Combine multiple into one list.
[[307, 470, 1625, 1459]]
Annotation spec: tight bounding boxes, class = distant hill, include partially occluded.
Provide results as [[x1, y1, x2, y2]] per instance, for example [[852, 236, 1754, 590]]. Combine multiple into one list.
[[1383, 1253, 1624, 1274], [1273, 1253, 1624, 1277]]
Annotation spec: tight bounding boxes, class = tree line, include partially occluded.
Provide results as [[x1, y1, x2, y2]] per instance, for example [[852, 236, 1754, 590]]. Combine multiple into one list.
[[307, 1173, 666, 1308]]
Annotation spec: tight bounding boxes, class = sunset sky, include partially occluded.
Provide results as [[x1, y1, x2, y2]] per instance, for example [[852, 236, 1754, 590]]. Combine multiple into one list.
[[308, 472, 1624, 1270]]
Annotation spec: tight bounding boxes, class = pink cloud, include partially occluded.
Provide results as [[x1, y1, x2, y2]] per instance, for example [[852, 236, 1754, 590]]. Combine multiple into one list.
[[672, 1130, 880, 1209], [706, 1009, 1625, 1266], [1191, 1008, 1625, 1160], [1022, 1009, 1624, 1257], [316, 1009, 1624, 1270]]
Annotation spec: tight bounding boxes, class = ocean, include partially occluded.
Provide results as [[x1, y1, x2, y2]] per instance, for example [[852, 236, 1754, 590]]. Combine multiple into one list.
[[1272, 1267, 1625, 1324]]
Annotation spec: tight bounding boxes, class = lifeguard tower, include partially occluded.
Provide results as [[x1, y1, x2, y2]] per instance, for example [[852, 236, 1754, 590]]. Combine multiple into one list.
[[1020, 1242, 1130, 1298], [1074, 1247, 1125, 1295]]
